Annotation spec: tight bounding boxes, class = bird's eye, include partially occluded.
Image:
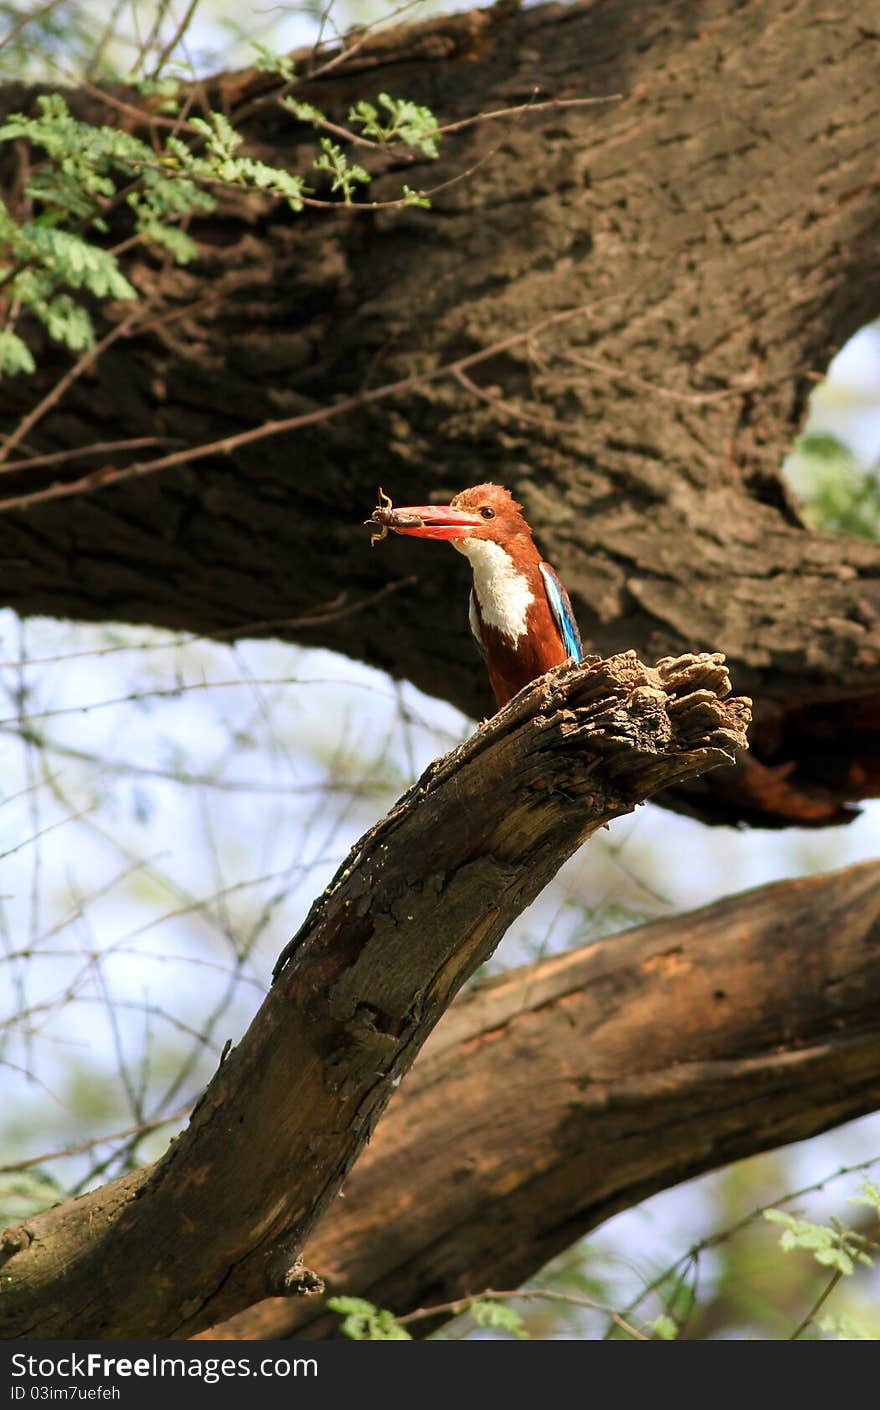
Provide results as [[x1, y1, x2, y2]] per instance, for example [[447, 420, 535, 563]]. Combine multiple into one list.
[[480, 506, 495, 520]]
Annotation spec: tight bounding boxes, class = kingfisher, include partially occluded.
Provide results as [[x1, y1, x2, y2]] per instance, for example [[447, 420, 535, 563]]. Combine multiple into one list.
[[374, 483, 583, 709]]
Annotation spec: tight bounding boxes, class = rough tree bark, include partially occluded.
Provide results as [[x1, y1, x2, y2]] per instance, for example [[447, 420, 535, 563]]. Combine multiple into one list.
[[199, 856, 880, 1341], [0, 0, 878, 825], [0, 651, 747, 1339]]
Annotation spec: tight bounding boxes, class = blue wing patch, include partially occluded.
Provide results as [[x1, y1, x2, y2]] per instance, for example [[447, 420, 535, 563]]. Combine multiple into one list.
[[539, 562, 583, 663]]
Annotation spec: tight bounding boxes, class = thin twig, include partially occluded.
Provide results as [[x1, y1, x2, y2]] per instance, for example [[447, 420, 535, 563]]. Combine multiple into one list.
[[127, 0, 177, 79], [0, 298, 609, 514], [0, 577, 417, 668], [789, 1270, 843, 1341], [452, 364, 555, 427], [0, 300, 154, 467], [282, 90, 621, 155], [148, 0, 202, 79], [616, 1155, 880, 1328], [0, 0, 71, 55], [396, 1286, 650, 1341], [0, 672, 396, 729], [224, 5, 415, 131], [0, 730, 392, 797], [428, 92, 622, 140], [0, 437, 180, 475], [556, 347, 807, 407]]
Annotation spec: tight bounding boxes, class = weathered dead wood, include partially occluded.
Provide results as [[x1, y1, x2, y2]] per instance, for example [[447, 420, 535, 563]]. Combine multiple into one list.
[[201, 855, 880, 1340], [0, 1, 878, 825], [0, 651, 747, 1339]]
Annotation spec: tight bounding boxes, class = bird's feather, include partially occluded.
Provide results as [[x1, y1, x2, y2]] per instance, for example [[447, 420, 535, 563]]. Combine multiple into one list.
[[539, 562, 582, 662], [468, 588, 488, 661]]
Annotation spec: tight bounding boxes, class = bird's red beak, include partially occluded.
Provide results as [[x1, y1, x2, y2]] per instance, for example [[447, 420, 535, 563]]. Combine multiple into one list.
[[387, 504, 485, 541]]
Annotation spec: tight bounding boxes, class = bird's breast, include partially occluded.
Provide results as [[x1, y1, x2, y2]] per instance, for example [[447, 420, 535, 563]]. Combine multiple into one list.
[[454, 538, 534, 643]]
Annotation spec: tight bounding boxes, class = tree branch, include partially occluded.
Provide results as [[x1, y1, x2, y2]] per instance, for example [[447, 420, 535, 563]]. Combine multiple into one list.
[[200, 855, 880, 1340], [0, 0, 877, 826], [0, 650, 747, 1339]]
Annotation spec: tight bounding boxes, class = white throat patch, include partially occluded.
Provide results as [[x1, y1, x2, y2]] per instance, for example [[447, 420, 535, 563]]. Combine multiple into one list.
[[454, 537, 533, 642]]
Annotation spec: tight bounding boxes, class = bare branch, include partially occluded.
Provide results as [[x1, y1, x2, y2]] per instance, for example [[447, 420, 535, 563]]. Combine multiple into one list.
[[201, 855, 880, 1340], [0, 650, 748, 1338]]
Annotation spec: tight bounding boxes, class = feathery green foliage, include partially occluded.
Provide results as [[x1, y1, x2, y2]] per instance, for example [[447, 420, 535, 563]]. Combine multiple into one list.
[[467, 1299, 530, 1339], [312, 137, 370, 202], [349, 92, 440, 157], [765, 1183, 879, 1276], [0, 327, 35, 375], [0, 92, 204, 366], [0, 57, 440, 377], [787, 431, 880, 540], [326, 1296, 413, 1340]]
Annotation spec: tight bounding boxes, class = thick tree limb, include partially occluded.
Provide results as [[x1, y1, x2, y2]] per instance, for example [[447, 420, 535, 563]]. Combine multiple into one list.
[[0, 651, 747, 1339], [0, 0, 878, 825], [202, 855, 880, 1340]]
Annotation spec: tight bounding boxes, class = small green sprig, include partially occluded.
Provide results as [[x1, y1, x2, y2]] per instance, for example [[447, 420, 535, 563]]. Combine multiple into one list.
[[313, 138, 370, 203], [765, 1203, 876, 1277], [0, 72, 441, 377], [326, 1296, 412, 1341], [327, 1293, 532, 1340], [349, 92, 440, 158]]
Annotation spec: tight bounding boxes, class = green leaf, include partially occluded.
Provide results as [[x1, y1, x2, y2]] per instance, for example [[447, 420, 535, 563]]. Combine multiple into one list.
[[0, 94, 154, 179], [848, 1179, 880, 1214], [0, 328, 35, 377], [41, 293, 94, 351], [349, 92, 440, 158], [817, 1313, 872, 1341], [468, 1299, 530, 1339], [22, 225, 137, 300], [137, 221, 198, 264], [280, 98, 323, 124], [234, 158, 307, 211], [0, 79, 439, 381], [797, 431, 852, 461], [785, 432, 880, 541], [326, 1296, 412, 1341], [652, 1314, 679, 1340], [402, 185, 431, 208], [814, 1246, 855, 1276], [764, 1209, 871, 1275], [313, 138, 370, 203], [26, 167, 114, 217], [190, 112, 243, 161], [253, 44, 296, 84]]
